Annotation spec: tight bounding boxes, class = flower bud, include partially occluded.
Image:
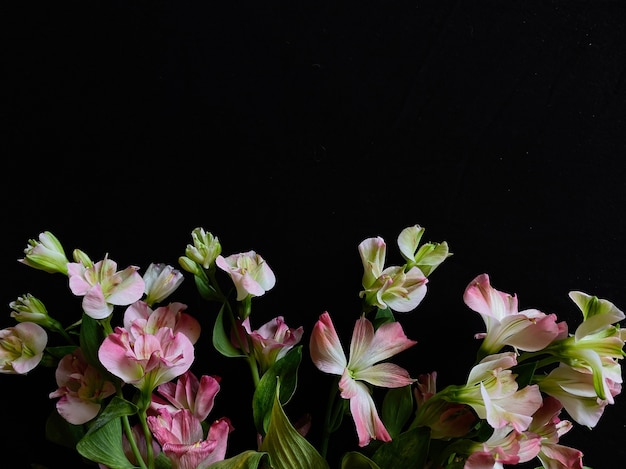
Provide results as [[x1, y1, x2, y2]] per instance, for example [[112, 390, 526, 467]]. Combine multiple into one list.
[[185, 227, 222, 269], [18, 231, 69, 275], [143, 263, 184, 305], [9, 294, 63, 331]]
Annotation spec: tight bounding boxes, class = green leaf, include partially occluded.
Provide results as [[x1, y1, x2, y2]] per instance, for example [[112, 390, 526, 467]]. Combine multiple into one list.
[[260, 380, 329, 469], [86, 396, 138, 435], [511, 361, 537, 388], [213, 305, 246, 358], [371, 426, 430, 468], [373, 308, 395, 329], [80, 314, 104, 369], [45, 409, 85, 450], [253, 346, 302, 435], [340, 451, 381, 469], [208, 450, 270, 469], [195, 272, 221, 302], [76, 417, 135, 469], [46, 345, 78, 361], [381, 385, 414, 437], [76, 397, 139, 468]]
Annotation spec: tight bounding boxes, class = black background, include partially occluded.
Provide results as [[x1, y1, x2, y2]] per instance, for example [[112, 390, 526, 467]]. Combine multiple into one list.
[[3, 1, 626, 468]]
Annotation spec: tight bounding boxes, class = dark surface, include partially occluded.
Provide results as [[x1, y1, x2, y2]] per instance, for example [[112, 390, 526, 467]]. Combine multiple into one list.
[[3, 1, 626, 468]]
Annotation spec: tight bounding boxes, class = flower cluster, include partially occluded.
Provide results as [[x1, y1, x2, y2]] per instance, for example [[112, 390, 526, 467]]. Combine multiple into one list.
[[2, 225, 624, 469]]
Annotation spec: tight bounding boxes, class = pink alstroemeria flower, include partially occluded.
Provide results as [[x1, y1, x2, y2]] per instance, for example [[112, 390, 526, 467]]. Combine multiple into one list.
[[49, 348, 116, 425], [310, 311, 416, 446], [452, 352, 543, 432], [124, 301, 201, 345], [463, 273, 565, 357], [68, 257, 145, 319], [142, 263, 184, 306], [150, 370, 221, 422], [147, 408, 232, 469], [98, 326, 195, 392], [526, 396, 584, 469], [0, 322, 47, 374], [215, 250, 276, 301], [538, 363, 621, 428], [542, 291, 625, 403], [464, 425, 541, 469], [358, 236, 428, 313], [234, 316, 304, 374]]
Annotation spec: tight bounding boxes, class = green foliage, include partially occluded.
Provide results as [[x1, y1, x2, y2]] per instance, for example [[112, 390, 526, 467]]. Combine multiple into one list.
[[213, 305, 246, 358], [371, 426, 431, 468], [76, 396, 138, 468], [372, 307, 395, 328], [260, 380, 329, 469], [381, 385, 414, 438], [340, 451, 381, 468], [80, 314, 105, 369], [253, 346, 302, 435], [77, 418, 133, 469], [208, 450, 271, 469], [45, 409, 85, 450]]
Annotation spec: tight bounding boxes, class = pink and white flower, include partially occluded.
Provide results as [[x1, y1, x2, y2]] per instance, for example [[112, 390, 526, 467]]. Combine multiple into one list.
[[151, 371, 221, 422], [215, 251, 276, 301], [526, 396, 584, 469], [98, 326, 195, 392], [49, 348, 116, 425], [463, 273, 565, 357], [358, 235, 428, 313], [453, 352, 543, 432], [233, 315, 304, 374], [68, 257, 145, 319], [0, 322, 47, 374], [147, 408, 232, 469], [142, 263, 184, 306], [124, 301, 201, 345], [464, 425, 541, 469], [310, 311, 416, 446]]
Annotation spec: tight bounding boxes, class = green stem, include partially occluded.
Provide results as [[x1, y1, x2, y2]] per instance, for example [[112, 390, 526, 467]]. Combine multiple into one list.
[[122, 412, 148, 469], [137, 390, 155, 469], [320, 376, 340, 458], [224, 300, 260, 388]]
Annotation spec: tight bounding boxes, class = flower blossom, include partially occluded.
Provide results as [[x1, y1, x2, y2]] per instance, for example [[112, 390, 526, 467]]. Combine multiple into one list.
[[464, 425, 541, 469], [0, 322, 47, 374], [233, 315, 304, 374], [358, 235, 428, 313], [143, 263, 184, 306], [463, 274, 565, 358], [68, 257, 145, 320], [150, 370, 221, 422], [124, 301, 201, 345], [526, 396, 584, 469], [147, 408, 232, 469], [310, 311, 416, 446], [538, 363, 620, 428], [18, 231, 70, 274], [397, 224, 451, 277], [215, 250, 276, 302], [98, 325, 195, 393], [541, 291, 625, 404], [179, 227, 222, 272], [49, 348, 116, 425], [449, 352, 543, 432]]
